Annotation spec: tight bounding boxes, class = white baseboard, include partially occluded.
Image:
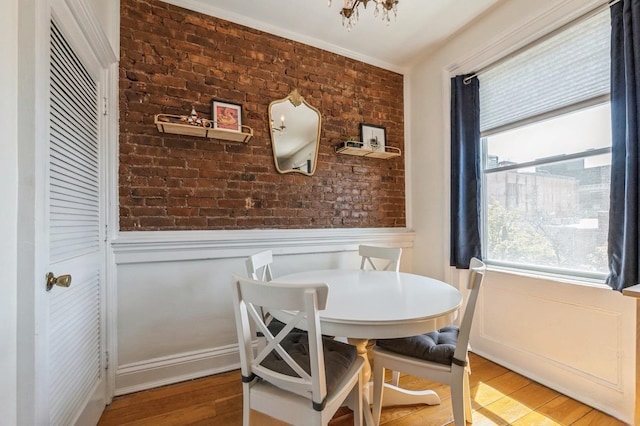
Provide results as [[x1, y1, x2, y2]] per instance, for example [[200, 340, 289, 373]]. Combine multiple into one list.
[[114, 344, 241, 396]]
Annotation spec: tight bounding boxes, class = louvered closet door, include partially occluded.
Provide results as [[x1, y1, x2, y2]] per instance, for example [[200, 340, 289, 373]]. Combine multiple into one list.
[[47, 19, 106, 425]]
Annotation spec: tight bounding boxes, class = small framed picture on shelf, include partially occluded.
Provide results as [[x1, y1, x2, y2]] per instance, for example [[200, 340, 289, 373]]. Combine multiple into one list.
[[360, 123, 386, 152], [212, 100, 242, 132]]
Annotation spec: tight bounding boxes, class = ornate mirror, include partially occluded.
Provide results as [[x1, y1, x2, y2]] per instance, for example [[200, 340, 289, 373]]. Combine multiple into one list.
[[269, 89, 321, 175]]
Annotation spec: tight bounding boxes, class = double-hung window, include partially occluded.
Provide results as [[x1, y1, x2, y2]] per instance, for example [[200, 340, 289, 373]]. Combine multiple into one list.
[[479, 9, 611, 278]]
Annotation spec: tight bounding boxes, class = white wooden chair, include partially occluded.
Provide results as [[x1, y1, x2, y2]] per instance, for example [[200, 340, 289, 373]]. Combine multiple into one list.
[[357, 244, 402, 374], [372, 258, 486, 426], [231, 274, 364, 426], [245, 250, 280, 350], [245, 249, 274, 281], [359, 245, 402, 272]]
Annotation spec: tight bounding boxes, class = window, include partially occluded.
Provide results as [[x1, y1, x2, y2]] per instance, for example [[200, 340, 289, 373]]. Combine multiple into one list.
[[479, 9, 611, 277]]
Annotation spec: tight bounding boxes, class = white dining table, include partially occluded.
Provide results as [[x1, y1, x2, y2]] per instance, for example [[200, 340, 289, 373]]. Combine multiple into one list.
[[271, 269, 462, 426]]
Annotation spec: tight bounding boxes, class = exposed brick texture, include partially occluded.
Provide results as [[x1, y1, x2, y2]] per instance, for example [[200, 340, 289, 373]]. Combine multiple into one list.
[[119, 0, 405, 230]]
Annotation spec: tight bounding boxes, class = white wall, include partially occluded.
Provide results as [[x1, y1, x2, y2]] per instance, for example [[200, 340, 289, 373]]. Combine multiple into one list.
[[408, 0, 637, 422], [1, 0, 19, 424], [15, 0, 41, 422], [472, 271, 635, 422], [86, 0, 120, 57], [111, 229, 414, 394]]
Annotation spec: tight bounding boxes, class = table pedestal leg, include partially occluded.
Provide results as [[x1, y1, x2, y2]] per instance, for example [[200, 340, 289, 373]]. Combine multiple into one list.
[[348, 338, 372, 381], [377, 383, 441, 406], [347, 338, 442, 425]]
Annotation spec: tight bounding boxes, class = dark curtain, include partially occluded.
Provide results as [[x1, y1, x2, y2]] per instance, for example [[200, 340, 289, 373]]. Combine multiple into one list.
[[607, 0, 640, 291], [450, 74, 481, 269]]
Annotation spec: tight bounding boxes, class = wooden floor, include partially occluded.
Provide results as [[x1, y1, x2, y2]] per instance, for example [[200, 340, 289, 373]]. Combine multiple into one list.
[[98, 353, 626, 426]]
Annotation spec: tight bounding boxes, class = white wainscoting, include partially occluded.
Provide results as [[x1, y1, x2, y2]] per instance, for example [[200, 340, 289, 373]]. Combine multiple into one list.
[[469, 269, 636, 424], [111, 228, 415, 395]]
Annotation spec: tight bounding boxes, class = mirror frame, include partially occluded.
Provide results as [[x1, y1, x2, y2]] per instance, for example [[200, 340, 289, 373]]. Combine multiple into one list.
[[268, 89, 322, 176]]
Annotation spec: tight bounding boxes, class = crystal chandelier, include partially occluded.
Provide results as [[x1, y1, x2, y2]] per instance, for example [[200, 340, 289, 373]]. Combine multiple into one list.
[[328, 0, 399, 31]]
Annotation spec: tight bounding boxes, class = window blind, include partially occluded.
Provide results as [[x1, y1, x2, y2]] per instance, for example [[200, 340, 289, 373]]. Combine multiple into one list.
[[479, 9, 610, 134]]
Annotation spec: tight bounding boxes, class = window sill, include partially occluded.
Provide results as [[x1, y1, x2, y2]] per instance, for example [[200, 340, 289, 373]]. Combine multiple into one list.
[[622, 284, 640, 298], [485, 262, 610, 290]]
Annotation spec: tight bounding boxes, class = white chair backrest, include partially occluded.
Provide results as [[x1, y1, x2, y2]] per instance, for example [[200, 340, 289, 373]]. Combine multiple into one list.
[[246, 250, 273, 281], [231, 273, 330, 406], [452, 257, 486, 364], [359, 245, 402, 272]]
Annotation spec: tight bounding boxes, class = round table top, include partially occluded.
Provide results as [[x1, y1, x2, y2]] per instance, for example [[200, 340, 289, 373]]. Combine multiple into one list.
[[272, 269, 462, 339]]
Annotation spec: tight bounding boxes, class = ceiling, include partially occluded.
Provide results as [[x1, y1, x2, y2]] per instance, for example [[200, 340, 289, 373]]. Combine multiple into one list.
[[164, 0, 503, 73]]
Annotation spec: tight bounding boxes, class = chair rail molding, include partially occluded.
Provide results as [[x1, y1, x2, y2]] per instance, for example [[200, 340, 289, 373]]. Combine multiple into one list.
[[112, 228, 416, 264]]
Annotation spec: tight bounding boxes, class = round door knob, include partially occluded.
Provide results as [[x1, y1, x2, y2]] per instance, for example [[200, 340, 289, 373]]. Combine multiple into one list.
[[46, 272, 72, 291]]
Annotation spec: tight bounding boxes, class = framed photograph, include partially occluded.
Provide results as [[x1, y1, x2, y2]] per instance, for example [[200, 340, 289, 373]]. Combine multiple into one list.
[[212, 100, 242, 132], [359, 123, 386, 152]]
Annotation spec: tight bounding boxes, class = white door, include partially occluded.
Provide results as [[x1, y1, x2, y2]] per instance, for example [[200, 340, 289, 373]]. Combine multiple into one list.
[[45, 17, 107, 425]]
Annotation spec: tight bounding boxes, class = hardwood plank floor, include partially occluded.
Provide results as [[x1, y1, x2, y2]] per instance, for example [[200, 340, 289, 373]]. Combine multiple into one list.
[[99, 353, 626, 425]]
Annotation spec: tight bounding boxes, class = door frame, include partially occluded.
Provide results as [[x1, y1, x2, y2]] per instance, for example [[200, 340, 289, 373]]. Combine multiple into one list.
[[16, 0, 118, 423]]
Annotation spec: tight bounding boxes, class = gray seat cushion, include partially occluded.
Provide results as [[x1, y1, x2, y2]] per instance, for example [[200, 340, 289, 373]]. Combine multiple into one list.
[[256, 318, 300, 337], [260, 332, 358, 396], [265, 318, 288, 335], [375, 325, 459, 366]]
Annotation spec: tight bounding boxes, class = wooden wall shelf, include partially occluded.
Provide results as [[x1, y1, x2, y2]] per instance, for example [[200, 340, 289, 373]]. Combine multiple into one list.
[[335, 141, 401, 159], [154, 114, 253, 143]]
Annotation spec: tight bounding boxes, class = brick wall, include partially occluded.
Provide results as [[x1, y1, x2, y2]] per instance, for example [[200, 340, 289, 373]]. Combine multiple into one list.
[[119, 0, 405, 230]]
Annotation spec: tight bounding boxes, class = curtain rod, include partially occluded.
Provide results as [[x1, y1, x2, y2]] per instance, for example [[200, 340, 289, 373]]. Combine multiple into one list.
[[463, 1, 611, 85]]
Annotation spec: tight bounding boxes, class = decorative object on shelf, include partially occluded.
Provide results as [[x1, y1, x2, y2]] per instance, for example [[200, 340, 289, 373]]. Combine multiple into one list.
[[360, 123, 386, 153], [338, 140, 364, 151], [328, 0, 399, 30], [155, 114, 253, 143], [212, 100, 243, 132], [335, 140, 401, 159], [269, 89, 322, 176], [186, 106, 208, 127], [155, 107, 211, 128]]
